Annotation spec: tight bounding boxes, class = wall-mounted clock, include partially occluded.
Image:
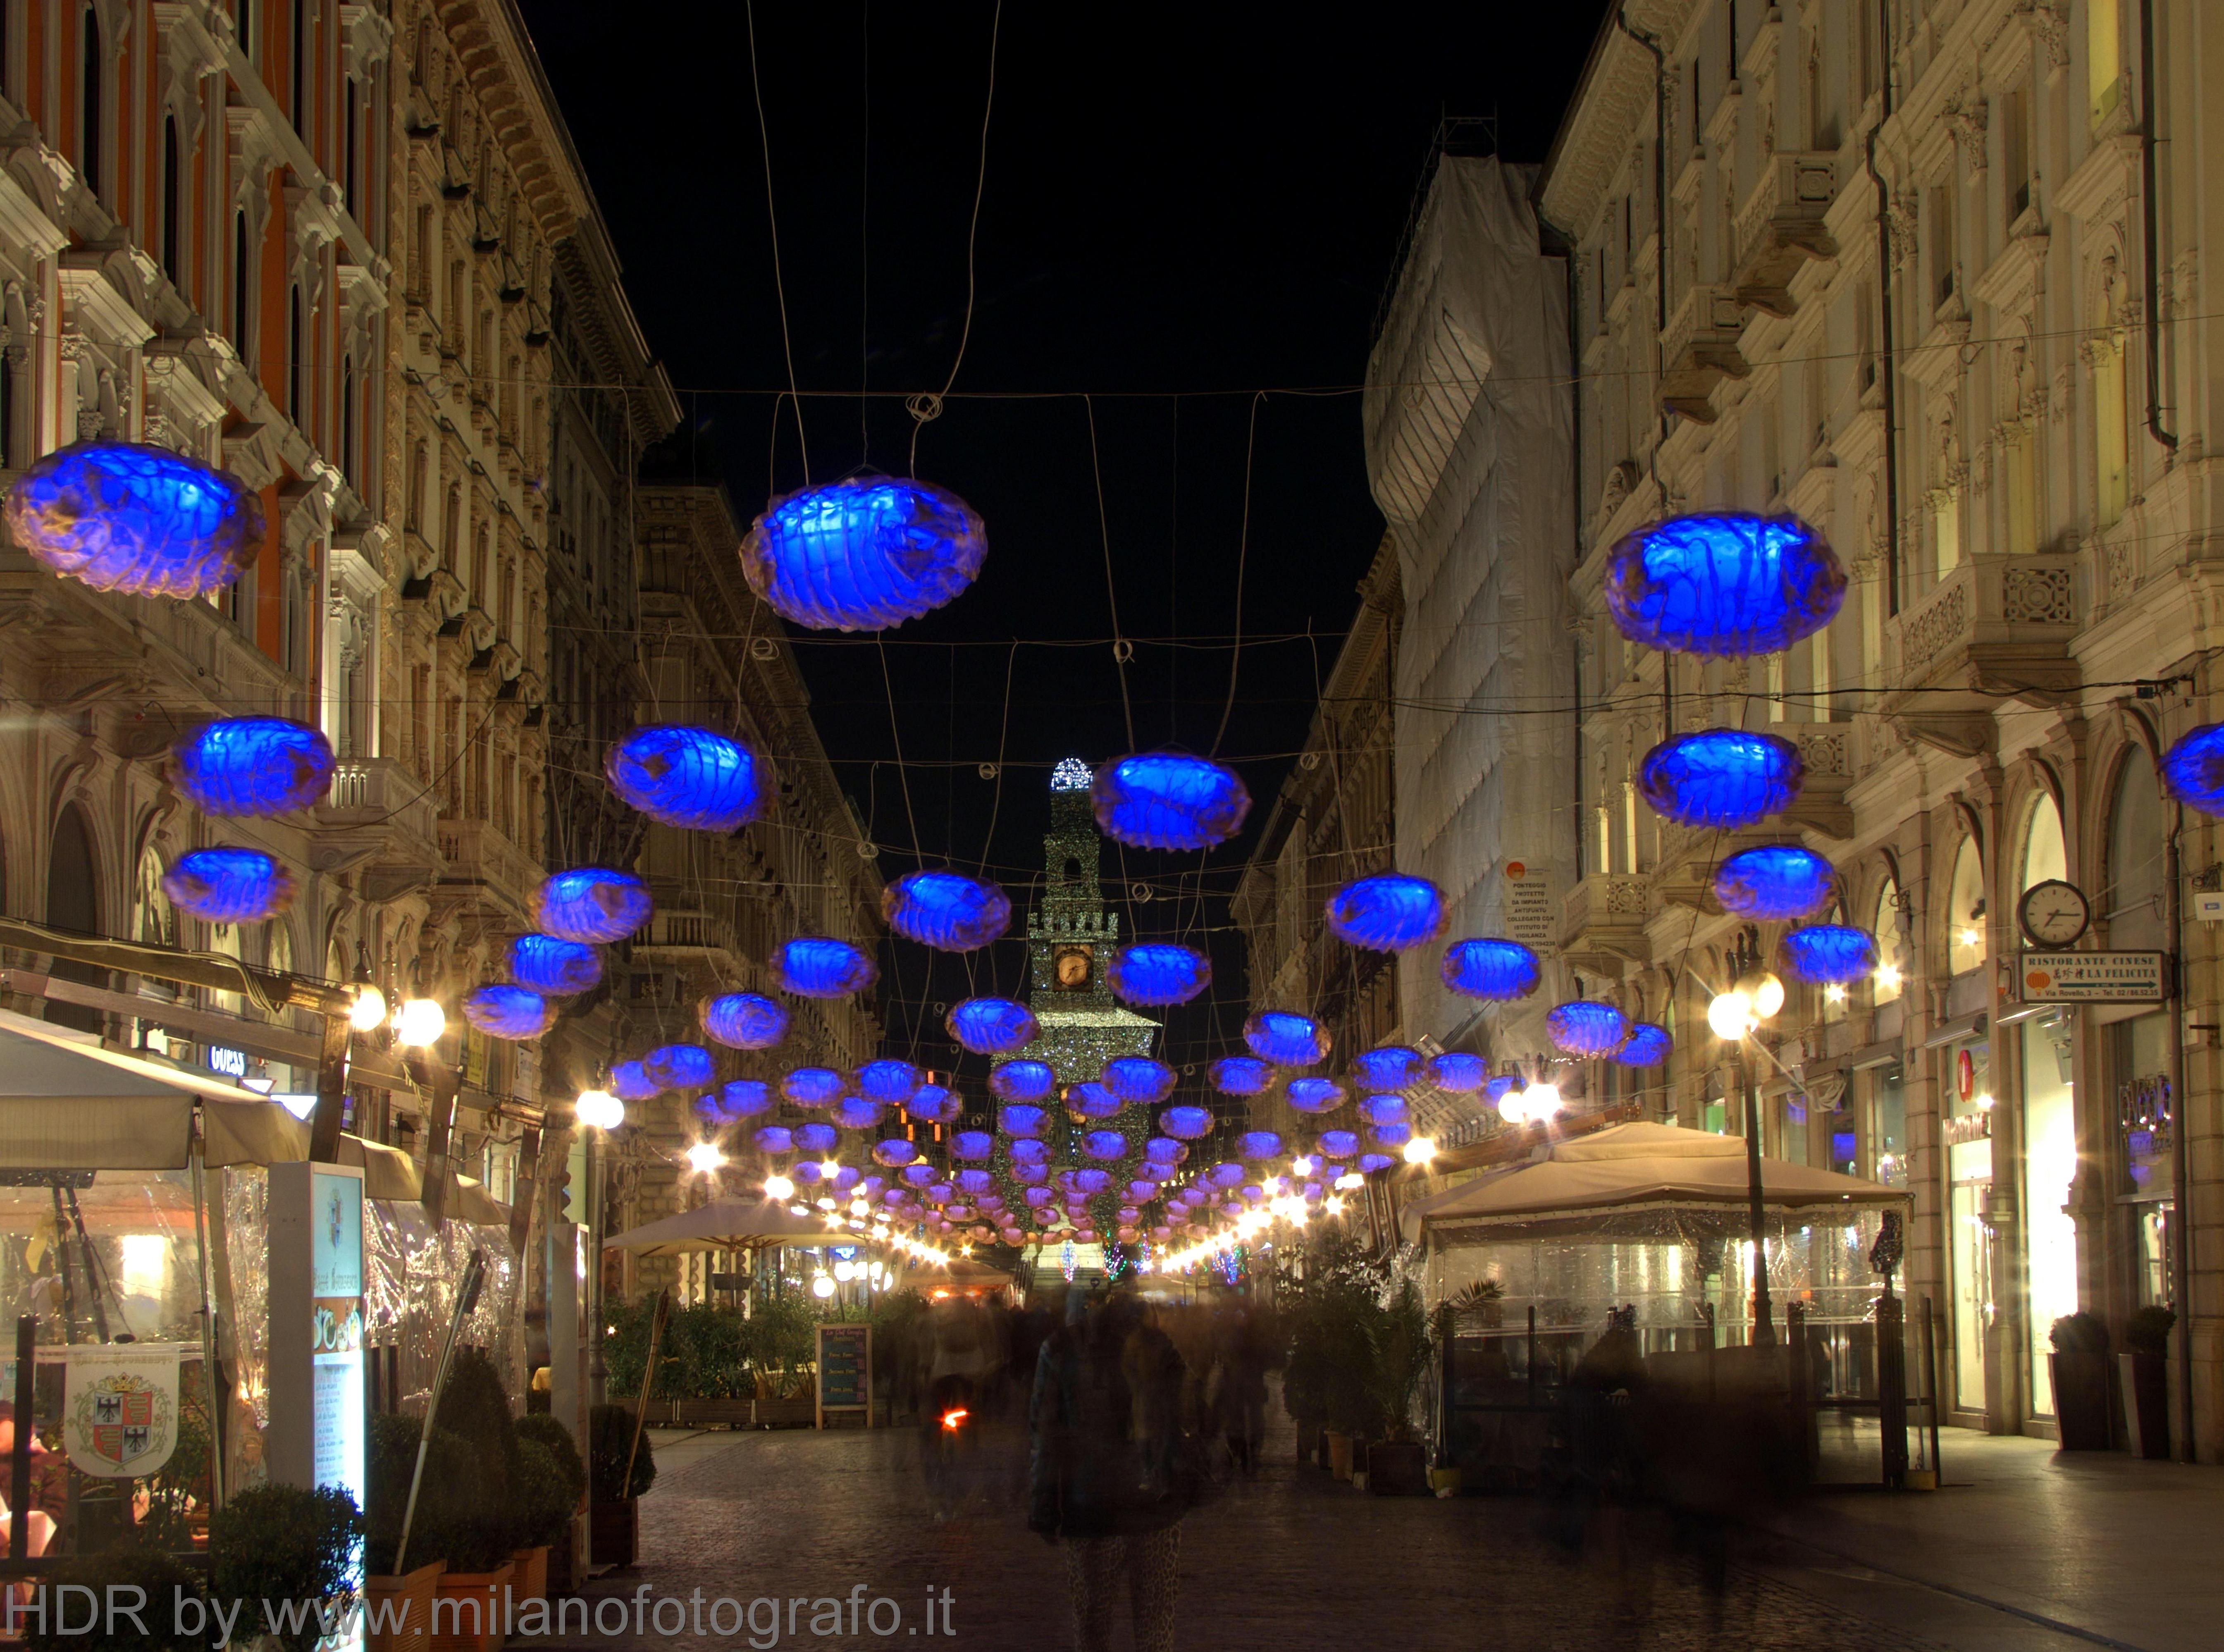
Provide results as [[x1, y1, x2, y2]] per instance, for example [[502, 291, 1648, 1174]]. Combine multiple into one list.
[[2016, 879, 2090, 950]]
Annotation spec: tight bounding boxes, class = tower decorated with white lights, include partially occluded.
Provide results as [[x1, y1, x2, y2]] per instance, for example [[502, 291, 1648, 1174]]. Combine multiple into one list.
[[1020, 759, 1160, 1082]]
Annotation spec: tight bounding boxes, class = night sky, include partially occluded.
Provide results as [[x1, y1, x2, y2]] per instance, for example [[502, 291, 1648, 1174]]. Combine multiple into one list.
[[523, 2, 1609, 1077]]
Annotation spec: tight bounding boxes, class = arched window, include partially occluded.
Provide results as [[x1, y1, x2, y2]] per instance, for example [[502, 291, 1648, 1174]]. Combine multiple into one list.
[[161, 117, 182, 284], [1872, 876, 1904, 1002], [2105, 745, 2166, 950], [233, 211, 253, 361], [286, 285, 303, 424], [80, 8, 102, 203], [1946, 838, 1986, 976], [47, 803, 103, 1033], [2018, 791, 2067, 896], [133, 843, 172, 947]]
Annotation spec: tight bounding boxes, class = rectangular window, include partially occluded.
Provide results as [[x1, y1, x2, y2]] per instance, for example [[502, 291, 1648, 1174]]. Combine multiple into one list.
[[1930, 186, 1957, 310], [2095, 339, 2131, 527], [1811, 623, 1833, 721], [2005, 426, 2040, 553], [1934, 488, 1962, 578], [2004, 86, 2032, 221], [2090, 0, 2122, 127]]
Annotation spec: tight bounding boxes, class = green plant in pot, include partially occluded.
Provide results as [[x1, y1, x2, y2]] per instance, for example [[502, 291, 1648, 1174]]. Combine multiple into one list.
[[208, 1484, 363, 1652], [515, 1412, 587, 1506], [365, 1411, 482, 1577], [22, 1548, 207, 1652], [589, 1401, 658, 1502]]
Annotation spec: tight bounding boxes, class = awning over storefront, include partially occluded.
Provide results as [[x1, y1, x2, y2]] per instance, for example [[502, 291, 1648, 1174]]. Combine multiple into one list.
[[1404, 1120, 1907, 1244], [603, 1197, 847, 1255]]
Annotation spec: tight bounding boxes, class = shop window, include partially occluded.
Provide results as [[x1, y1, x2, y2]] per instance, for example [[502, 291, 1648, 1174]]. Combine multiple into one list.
[[2021, 1010, 2077, 1416], [2104, 747, 2165, 949], [1866, 1062, 1906, 1186], [1947, 839, 1986, 976], [1872, 877, 1905, 1001]]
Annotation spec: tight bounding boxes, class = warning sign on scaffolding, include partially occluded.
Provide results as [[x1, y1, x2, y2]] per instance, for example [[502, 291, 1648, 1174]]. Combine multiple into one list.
[[1501, 861, 1557, 950]]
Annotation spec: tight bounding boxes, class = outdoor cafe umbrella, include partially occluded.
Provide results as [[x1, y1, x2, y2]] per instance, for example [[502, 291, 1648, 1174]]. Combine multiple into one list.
[[601, 1197, 850, 1257]]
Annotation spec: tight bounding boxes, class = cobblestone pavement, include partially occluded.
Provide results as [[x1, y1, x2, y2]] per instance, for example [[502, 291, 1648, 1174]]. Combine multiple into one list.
[[532, 1421, 1959, 1652]]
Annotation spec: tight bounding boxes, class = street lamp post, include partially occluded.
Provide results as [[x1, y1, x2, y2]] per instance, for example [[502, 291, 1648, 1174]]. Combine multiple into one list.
[[1707, 929, 1782, 1350], [574, 1085, 626, 1406]]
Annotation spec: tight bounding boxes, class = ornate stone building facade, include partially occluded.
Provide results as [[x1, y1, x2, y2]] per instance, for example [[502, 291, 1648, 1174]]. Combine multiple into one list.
[[1532, 0, 2222, 1454]]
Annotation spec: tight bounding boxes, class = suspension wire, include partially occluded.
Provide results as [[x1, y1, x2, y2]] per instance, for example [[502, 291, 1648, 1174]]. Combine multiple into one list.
[[1085, 394, 1137, 750], [745, 0, 809, 480], [1212, 390, 1263, 755], [909, 0, 1003, 475]]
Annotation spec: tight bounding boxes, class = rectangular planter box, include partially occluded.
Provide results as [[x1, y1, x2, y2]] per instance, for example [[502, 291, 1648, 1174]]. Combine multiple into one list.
[[2050, 1351, 2113, 1451], [672, 1398, 756, 1428], [429, 1562, 511, 1652], [591, 1498, 638, 1570], [509, 1546, 549, 1604], [365, 1560, 444, 1652], [2119, 1353, 2171, 1460], [754, 1396, 817, 1429], [1367, 1440, 1430, 1496]]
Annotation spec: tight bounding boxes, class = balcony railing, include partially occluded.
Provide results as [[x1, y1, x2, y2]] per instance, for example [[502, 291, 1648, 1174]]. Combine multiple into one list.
[[1658, 284, 1748, 423], [1561, 874, 1651, 974], [1888, 553, 2081, 695], [1731, 153, 1840, 317]]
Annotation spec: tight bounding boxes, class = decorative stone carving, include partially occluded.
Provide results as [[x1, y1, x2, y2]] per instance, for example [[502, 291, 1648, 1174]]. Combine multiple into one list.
[[2003, 565, 2074, 625], [1900, 581, 1969, 671]]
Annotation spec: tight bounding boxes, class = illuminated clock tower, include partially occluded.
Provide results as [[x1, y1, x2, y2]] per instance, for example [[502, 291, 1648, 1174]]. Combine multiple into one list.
[[1021, 758, 1158, 1084]]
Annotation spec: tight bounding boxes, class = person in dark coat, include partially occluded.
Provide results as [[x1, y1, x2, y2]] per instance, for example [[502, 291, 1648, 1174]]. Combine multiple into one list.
[[1028, 1282, 1191, 1652]]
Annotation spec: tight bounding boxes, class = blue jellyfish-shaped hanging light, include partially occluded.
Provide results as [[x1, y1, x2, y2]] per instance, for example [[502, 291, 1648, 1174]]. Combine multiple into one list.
[[1429, 1052, 1489, 1093], [752, 1125, 794, 1156], [946, 997, 1038, 1054], [776, 936, 878, 998], [2162, 724, 2224, 814], [793, 1121, 840, 1155], [950, 1130, 995, 1162], [1067, 1083, 1123, 1120], [856, 1059, 923, 1106], [1325, 873, 1447, 952], [644, 1043, 716, 1091], [5, 441, 266, 597], [1320, 1129, 1360, 1159], [1238, 1131, 1284, 1161], [537, 869, 653, 944], [1357, 1095, 1408, 1127], [611, 1061, 661, 1102], [1439, 938, 1542, 1002], [1286, 1078, 1347, 1115], [1779, 924, 1880, 984], [509, 933, 601, 996], [1080, 1130, 1129, 1162], [604, 726, 765, 832], [1105, 943, 1213, 1006], [883, 868, 1010, 951], [1245, 1010, 1329, 1067], [872, 1137, 920, 1168], [999, 1103, 1049, 1139], [161, 847, 296, 924], [1638, 729, 1804, 830], [709, 1079, 774, 1122], [1616, 1022, 1674, 1067], [1356, 1152, 1398, 1174], [907, 1084, 964, 1124], [1547, 1001, 1632, 1057], [742, 476, 987, 631], [462, 984, 554, 1041], [1713, 845, 1836, 921], [700, 991, 789, 1050], [1210, 1055, 1273, 1096], [1159, 1104, 1215, 1140], [830, 1097, 887, 1131], [1348, 1046, 1424, 1092], [783, 1067, 845, 1106], [174, 719, 335, 817], [1101, 1055, 1176, 1106], [1604, 513, 1847, 658], [1370, 1121, 1414, 1149], [1091, 753, 1252, 851], [988, 1059, 1056, 1103]]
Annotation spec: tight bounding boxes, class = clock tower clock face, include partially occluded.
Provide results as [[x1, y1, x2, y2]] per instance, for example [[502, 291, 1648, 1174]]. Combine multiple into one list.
[[1053, 944, 1094, 990], [2017, 879, 2090, 950]]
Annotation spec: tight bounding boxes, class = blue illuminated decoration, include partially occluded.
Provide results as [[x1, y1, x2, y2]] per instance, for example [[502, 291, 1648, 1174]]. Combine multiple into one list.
[[1081, 1130, 1128, 1162], [776, 936, 878, 998], [1102, 1055, 1176, 1106], [1483, 1075, 1522, 1104], [1244, 1011, 1329, 1067], [1091, 752, 1252, 851], [1211, 1056, 1273, 1096], [1325, 874, 1446, 952], [873, 1138, 919, 1168], [160, 847, 296, 924], [793, 1122, 839, 1154], [2163, 724, 2224, 815], [611, 1062, 661, 1102], [174, 718, 334, 817], [883, 868, 1011, 951], [1066, 1168, 1113, 1196], [950, 1130, 994, 1162], [1159, 1104, 1214, 1140], [1127, 1179, 1160, 1203], [899, 1164, 938, 1189], [1106, 943, 1212, 1006], [783, 1067, 845, 1106], [1439, 938, 1542, 1002], [999, 1103, 1048, 1138], [1357, 1095, 1408, 1127], [988, 1060, 1056, 1103], [946, 997, 1038, 1054], [1604, 512, 1847, 658], [700, 992, 789, 1050], [742, 476, 986, 631], [645, 1044, 716, 1091], [752, 1125, 794, 1155], [1548, 1001, 1631, 1057], [830, 1098, 887, 1131], [1143, 1138, 1186, 1164], [509, 933, 600, 996], [1616, 1022, 1673, 1067], [856, 1059, 923, 1105], [1779, 924, 1880, 985], [604, 725, 765, 832], [1068, 1083, 1123, 1120], [1206, 1163, 1246, 1190], [1286, 1078, 1346, 1115], [460, 985, 553, 1041], [536, 869, 652, 944], [1319, 1129, 1360, 1159], [1010, 1137, 1051, 1167], [1238, 1132, 1284, 1160], [1356, 1152, 1396, 1174], [1370, 1121, 1413, 1149], [709, 1079, 773, 1121], [1349, 1046, 1424, 1091], [5, 441, 265, 597], [957, 1169, 995, 1197], [907, 1085, 962, 1124], [1429, 1052, 1488, 1093], [1638, 729, 1804, 829], [1714, 845, 1836, 921]]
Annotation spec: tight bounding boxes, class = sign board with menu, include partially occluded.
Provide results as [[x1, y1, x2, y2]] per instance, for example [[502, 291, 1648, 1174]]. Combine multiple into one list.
[[2015, 951, 2167, 1003], [816, 1324, 872, 1429], [268, 1160, 367, 1614]]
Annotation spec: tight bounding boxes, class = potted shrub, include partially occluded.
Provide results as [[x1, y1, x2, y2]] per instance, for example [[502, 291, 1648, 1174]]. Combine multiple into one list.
[[208, 1483, 363, 1652], [420, 1349, 526, 1652], [23, 1548, 206, 1652], [2048, 1312, 2113, 1451], [365, 1411, 468, 1652], [588, 1401, 657, 1568], [515, 1413, 587, 1595], [2120, 1305, 2176, 1461], [510, 1440, 575, 1602], [1366, 1280, 1433, 1496]]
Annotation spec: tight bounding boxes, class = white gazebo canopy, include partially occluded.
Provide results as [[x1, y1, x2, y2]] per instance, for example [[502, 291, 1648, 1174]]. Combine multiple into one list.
[[602, 1197, 851, 1256]]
